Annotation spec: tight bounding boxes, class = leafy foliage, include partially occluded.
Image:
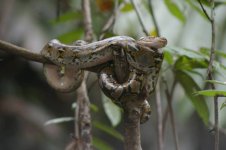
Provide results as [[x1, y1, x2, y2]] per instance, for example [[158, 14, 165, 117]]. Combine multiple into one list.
[[93, 137, 113, 150], [175, 71, 209, 124], [101, 93, 122, 127], [164, 0, 186, 23], [194, 90, 226, 97], [93, 121, 124, 141], [205, 80, 226, 86], [220, 102, 226, 110], [120, 3, 133, 12]]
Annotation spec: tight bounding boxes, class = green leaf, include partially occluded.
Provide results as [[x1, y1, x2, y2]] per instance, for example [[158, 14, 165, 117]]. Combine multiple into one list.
[[50, 11, 82, 25], [92, 137, 113, 150], [58, 28, 84, 44], [44, 117, 74, 126], [193, 0, 226, 7], [176, 71, 209, 124], [164, 51, 174, 65], [93, 121, 124, 141], [220, 102, 226, 110], [120, 3, 134, 12], [194, 90, 226, 97], [164, 0, 186, 23], [186, 0, 209, 20], [174, 56, 207, 71], [90, 104, 99, 112], [164, 46, 207, 59], [205, 80, 226, 85], [101, 93, 122, 126], [199, 47, 226, 58], [215, 1, 226, 7], [72, 102, 99, 112], [198, 0, 211, 7]]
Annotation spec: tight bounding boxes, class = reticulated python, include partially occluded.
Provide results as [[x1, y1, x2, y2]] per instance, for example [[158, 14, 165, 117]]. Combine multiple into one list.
[[41, 36, 167, 123]]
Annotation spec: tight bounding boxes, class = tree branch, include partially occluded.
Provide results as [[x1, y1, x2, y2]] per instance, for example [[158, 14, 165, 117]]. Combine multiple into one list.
[[73, 0, 94, 150], [130, 0, 149, 36], [99, 0, 122, 40], [155, 80, 164, 150], [82, 0, 93, 43], [209, 1, 219, 149], [197, 0, 212, 22], [199, 0, 218, 149], [163, 79, 179, 150], [0, 40, 48, 63], [148, 0, 160, 36], [147, 1, 163, 149]]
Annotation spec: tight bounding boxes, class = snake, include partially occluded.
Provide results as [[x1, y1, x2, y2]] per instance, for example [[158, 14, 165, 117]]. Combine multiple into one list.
[[41, 36, 167, 122], [98, 36, 166, 123]]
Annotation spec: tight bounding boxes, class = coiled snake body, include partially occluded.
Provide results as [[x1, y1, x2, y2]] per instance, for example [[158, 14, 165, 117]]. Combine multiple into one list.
[[41, 36, 167, 123]]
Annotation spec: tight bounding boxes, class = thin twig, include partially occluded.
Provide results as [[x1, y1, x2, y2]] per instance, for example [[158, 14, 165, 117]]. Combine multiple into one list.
[[82, 0, 93, 43], [148, 0, 160, 36], [198, 0, 219, 149], [147, 1, 163, 149], [197, 0, 212, 22], [200, 0, 219, 149], [99, 0, 120, 40], [130, 0, 149, 36], [163, 79, 179, 150], [155, 80, 164, 150]]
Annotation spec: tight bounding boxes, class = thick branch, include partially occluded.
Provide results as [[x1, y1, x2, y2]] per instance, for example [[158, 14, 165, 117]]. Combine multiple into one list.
[[0, 40, 48, 63], [74, 0, 94, 150], [123, 97, 145, 150]]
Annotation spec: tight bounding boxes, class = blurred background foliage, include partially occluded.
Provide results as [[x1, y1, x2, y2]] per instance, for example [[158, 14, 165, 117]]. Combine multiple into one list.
[[0, 0, 226, 150]]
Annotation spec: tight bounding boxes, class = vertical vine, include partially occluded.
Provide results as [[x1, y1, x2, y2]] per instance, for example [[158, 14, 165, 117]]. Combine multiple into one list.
[[197, 0, 219, 149], [74, 0, 94, 150]]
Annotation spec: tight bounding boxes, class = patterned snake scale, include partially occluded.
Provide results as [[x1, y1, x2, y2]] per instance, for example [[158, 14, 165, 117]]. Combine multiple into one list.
[[41, 36, 167, 123]]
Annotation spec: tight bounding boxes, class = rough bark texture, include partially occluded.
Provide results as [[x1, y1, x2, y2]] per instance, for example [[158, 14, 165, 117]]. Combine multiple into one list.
[[113, 49, 145, 150], [73, 0, 93, 150], [123, 100, 142, 150], [75, 73, 92, 150]]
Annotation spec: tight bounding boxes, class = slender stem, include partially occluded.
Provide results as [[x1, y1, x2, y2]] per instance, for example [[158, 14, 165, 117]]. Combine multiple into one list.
[[130, 0, 149, 36], [148, 0, 160, 36], [198, 0, 219, 149], [163, 79, 179, 150], [99, 0, 121, 40], [82, 0, 93, 43], [147, 1, 163, 149], [197, 0, 212, 22], [155, 80, 164, 150], [210, 1, 219, 148]]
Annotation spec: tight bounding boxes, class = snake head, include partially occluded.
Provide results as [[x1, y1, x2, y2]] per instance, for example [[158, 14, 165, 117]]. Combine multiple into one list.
[[137, 36, 167, 49], [41, 39, 62, 58], [41, 39, 73, 65]]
